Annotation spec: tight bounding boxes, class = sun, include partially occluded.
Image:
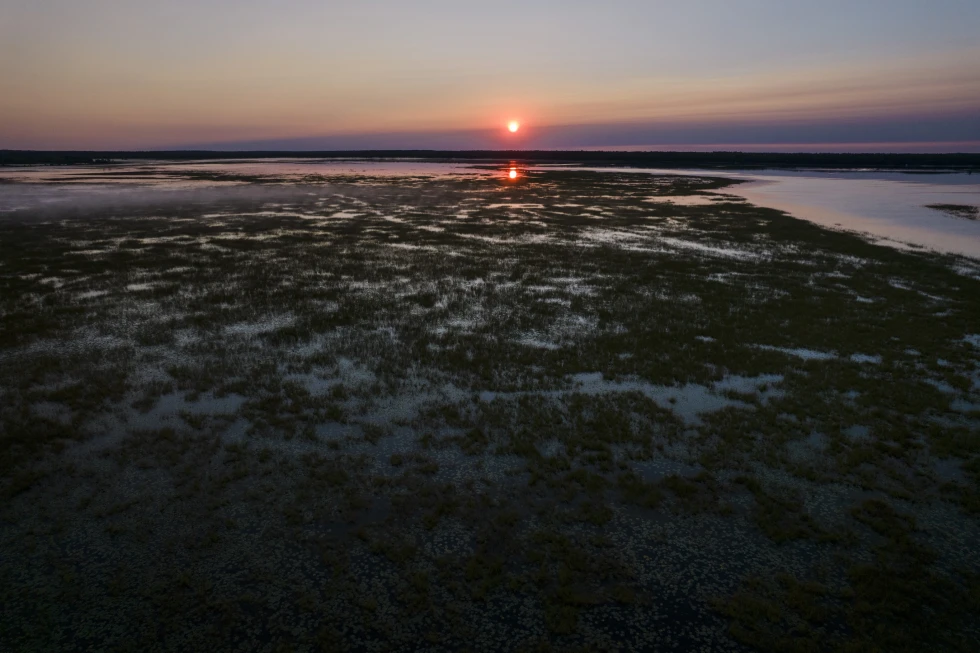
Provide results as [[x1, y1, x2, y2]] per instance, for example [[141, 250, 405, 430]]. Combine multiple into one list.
[[509, 168, 518, 180], [508, 121, 520, 133]]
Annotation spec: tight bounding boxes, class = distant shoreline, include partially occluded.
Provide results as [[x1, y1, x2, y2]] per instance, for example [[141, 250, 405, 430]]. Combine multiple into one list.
[[2, 149, 979, 172]]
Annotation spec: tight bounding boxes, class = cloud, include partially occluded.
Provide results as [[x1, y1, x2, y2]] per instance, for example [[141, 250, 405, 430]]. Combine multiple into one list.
[[2, 40, 977, 151]]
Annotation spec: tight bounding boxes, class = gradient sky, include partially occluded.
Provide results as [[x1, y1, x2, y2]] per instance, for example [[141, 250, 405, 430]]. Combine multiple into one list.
[[2, 0, 979, 151]]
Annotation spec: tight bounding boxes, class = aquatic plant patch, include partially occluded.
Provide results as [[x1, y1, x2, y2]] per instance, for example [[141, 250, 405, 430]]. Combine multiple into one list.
[[1, 166, 978, 651]]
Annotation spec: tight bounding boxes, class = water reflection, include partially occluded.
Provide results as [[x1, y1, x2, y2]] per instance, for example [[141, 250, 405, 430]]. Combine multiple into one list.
[[540, 165, 980, 259], [5, 159, 979, 258], [732, 173, 980, 258], [0, 158, 495, 184]]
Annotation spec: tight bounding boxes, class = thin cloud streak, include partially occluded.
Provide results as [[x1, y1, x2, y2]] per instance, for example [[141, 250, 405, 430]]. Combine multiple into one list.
[[1, 3, 978, 150], [5, 51, 978, 149], [172, 110, 979, 154]]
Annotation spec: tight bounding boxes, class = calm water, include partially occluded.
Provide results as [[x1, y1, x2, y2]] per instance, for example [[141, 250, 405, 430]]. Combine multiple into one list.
[[3, 159, 979, 258], [716, 170, 980, 259], [553, 166, 980, 259], [0, 158, 494, 184], [0, 159, 498, 212]]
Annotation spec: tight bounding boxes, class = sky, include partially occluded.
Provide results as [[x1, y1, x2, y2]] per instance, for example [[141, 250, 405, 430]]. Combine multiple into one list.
[[1, 0, 979, 152]]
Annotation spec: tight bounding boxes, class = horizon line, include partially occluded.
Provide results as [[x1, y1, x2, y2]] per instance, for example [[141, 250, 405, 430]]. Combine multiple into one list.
[[5, 144, 980, 156]]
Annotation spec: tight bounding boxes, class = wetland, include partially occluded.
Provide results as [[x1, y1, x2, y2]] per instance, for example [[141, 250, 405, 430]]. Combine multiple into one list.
[[1, 160, 979, 651]]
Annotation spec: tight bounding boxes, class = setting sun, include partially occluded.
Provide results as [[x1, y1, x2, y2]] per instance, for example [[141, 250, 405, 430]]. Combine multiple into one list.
[[508, 121, 520, 133], [509, 168, 518, 179]]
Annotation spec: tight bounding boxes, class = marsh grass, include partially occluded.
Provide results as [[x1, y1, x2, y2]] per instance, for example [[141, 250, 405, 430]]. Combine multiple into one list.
[[0, 166, 978, 650], [926, 203, 979, 221]]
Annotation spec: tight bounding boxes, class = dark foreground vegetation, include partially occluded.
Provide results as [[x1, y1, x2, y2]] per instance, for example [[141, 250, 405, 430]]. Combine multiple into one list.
[[1, 164, 979, 651], [927, 204, 979, 221], [3, 149, 980, 171]]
